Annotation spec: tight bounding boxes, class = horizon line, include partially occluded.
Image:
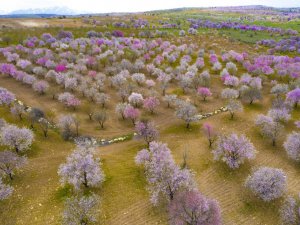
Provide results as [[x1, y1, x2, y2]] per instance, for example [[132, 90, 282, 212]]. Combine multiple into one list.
[[2, 4, 300, 15]]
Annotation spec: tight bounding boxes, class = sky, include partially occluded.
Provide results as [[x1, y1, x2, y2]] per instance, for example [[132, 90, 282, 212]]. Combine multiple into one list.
[[1, 0, 300, 13]]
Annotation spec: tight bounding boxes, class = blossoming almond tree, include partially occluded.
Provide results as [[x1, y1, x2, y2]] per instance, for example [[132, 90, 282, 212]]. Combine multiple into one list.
[[284, 132, 300, 162], [197, 87, 212, 101], [135, 142, 194, 205], [58, 143, 105, 191], [62, 194, 100, 225], [213, 133, 256, 169], [175, 102, 198, 129], [169, 190, 222, 225], [135, 121, 159, 146], [245, 167, 287, 202], [0, 125, 34, 154], [0, 151, 27, 180]]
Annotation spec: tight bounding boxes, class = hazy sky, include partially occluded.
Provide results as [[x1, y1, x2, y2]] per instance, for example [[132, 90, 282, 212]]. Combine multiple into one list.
[[2, 0, 300, 13]]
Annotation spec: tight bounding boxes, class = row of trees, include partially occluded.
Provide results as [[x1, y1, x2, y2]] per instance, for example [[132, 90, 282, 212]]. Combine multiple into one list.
[[0, 118, 34, 200], [58, 140, 105, 224]]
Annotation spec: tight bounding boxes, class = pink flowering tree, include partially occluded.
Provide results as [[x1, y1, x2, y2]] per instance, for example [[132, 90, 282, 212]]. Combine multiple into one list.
[[135, 141, 194, 205], [157, 72, 171, 96], [221, 88, 239, 100], [143, 97, 160, 114], [267, 108, 291, 123], [135, 121, 159, 146], [58, 92, 81, 110], [55, 64, 67, 73], [16, 59, 31, 70], [64, 77, 78, 92], [0, 125, 34, 154], [124, 105, 140, 125], [175, 102, 198, 128], [115, 103, 130, 120], [0, 87, 15, 106], [227, 99, 243, 119], [179, 76, 192, 94], [224, 76, 239, 87], [0, 150, 27, 180], [58, 143, 105, 191], [32, 80, 49, 95], [202, 123, 217, 148], [226, 62, 237, 75], [145, 80, 156, 89], [197, 87, 212, 101], [163, 94, 177, 108], [255, 114, 283, 146], [213, 133, 256, 169], [283, 132, 300, 162], [22, 75, 36, 85], [245, 167, 287, 202], [209, 54, 218, 64], [280, 196, 300, 225], [128, 92, 144, 107], [131, 73, 146, 86], [169, 190, 222, 225], [95, 93, 110, 108], [63, 194, 100, 225], [0, 63, 16, 77], [286, 88, 300, 108]]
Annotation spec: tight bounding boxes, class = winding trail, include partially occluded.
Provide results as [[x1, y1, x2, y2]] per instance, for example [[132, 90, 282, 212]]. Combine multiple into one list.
[[14, 97, 228, 146]]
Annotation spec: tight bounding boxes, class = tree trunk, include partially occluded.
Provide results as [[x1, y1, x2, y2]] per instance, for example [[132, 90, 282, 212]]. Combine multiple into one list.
[[230, 111, 234, 120], [209, 139, 213, 148], [83, 172, 88, 188], [43, 130, 48, 138], [272, 139, 276, 147]]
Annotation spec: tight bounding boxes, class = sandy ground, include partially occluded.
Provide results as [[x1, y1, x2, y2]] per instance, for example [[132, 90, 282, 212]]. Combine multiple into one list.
[[18, 20, 48, 27]]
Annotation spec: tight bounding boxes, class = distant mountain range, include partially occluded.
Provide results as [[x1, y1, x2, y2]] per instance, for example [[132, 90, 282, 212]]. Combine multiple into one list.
[[9, 6, 84, 15], [0, 6, 89, 16]]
